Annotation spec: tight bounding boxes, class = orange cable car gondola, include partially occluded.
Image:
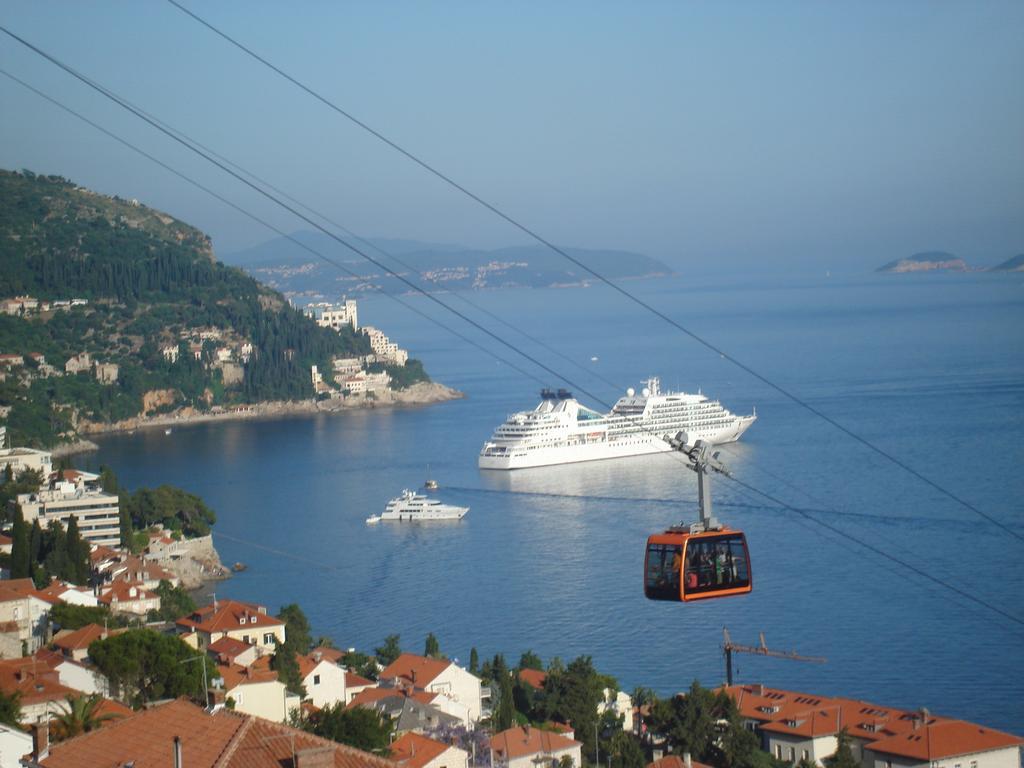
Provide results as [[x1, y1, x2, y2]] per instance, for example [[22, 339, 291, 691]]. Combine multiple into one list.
[[644, 438, 752, 602]]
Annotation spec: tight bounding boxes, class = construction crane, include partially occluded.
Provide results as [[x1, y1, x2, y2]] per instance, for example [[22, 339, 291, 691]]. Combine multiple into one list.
[[722, 628, 826, 685]]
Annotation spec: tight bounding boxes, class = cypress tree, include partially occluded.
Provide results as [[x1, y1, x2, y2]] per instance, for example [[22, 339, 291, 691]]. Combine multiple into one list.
[[28, 519, 42, 565], [10, 510, 30, 579], [65, 515, 89, 585]]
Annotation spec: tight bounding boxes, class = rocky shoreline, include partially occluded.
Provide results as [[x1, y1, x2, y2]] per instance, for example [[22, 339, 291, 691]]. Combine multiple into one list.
[[63, 381, 462, 447]]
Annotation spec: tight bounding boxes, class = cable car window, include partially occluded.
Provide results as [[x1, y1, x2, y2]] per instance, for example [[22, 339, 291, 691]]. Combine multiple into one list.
[[645, 543, 682, 601], [683, 533, 750, 597]]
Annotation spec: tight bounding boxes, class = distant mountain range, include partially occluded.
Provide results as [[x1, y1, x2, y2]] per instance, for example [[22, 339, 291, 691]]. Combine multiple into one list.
[[876, 251, 1024, 273], [222, 232, 673, 301]]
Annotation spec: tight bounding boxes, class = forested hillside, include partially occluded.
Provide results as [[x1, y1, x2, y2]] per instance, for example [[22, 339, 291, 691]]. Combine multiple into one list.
[[0, 169, 372, 447]]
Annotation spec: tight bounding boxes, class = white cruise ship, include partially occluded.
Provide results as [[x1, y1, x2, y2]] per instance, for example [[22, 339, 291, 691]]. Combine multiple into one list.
[[478, 377, 755, 470], [366, 490, 469, 523]]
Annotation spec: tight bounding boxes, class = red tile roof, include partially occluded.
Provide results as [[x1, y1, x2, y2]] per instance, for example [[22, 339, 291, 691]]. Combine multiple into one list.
[[346, 671, 375, 688], [867, 720, 1024, 761], [648, 755, 714, 768], [0, 657, 77, 706], [379, 653, 452, 687], [723, 684, 1023, 759], [760, 706, 842, 738], [38, 697, 400, 768], [216, 663, 280, 691], [53, 623, 119, 654], [518, 668, 547, 690], [207, 636, 255, 664], [98, 580, 157, 606], [0, 577, 60, 605], [390, 732, 453, 768], [176, 600, 283, 635], [490, 726, 581, 760], [345, 686, 439, 713]]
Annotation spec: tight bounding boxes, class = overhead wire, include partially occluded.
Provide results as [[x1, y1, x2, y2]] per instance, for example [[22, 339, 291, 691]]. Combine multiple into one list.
[[0, 66, 547, 387], [3, 28, 1021, 631], [161, 0, 1020, 543]]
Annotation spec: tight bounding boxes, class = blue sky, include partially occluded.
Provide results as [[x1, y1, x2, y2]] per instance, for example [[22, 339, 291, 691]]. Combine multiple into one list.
[[1, 1, 1021, 272]]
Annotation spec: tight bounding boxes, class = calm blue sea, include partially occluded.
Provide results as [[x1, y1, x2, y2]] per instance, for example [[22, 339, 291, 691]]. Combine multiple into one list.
[[80, 272, 1024, 732]]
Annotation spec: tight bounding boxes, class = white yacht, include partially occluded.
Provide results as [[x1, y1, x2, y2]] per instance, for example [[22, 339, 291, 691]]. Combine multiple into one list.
[[479, 377, 755, 470], [366, 490, 469, 523]]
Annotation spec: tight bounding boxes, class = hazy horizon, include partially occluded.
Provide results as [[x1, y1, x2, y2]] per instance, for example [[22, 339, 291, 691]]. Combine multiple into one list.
[[2, 1, 1022, 274]]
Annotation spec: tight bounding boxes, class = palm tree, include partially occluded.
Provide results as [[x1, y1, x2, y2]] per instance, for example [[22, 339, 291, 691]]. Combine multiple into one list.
[[51, 693, 124, 742]]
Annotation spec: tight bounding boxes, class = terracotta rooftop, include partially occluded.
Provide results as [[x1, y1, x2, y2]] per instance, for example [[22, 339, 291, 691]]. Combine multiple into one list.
[[98, 579, 157, 606], [379, 653, 452, 687], [390, 732, 453, 768], [176, 599, 283, 635], [346, 671, 375, 688], [207, 636, 255, 663], [866, 720, 1024, 761], [0, 577, 60, 605], [216, 663, 280, 691], [490, 725, 581, 760], [647, 755, 715, 768], [297, 652, 338, 680], [518, 668, 547, 690], [38, 698, 400, 768], [346, 687, 437, 712], [0, 657, 77, 706], [723, 684, 1022, 757], [52, 623, 124, 654]]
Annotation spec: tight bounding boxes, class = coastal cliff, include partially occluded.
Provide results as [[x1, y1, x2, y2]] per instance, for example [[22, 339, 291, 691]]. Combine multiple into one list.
[[75, 381, 463, 437]]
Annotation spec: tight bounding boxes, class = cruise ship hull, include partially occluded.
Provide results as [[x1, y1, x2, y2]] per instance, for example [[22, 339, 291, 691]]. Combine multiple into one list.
[[479, 415, 754, 470]]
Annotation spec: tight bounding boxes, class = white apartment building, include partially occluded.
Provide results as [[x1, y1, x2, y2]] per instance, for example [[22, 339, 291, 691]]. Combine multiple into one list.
[[309, 299, 359, 332], [16, 483, 120, 546], [362, 326, 409, 366], [0, 447, 52, 478]]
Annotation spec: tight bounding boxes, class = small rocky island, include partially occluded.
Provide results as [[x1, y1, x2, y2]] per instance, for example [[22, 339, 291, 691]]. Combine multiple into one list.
[[876, 251, 968, 273]]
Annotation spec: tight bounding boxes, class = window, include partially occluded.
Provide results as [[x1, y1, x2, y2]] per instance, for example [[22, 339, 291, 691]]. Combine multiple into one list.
[[242, 635, 250, 644], [776, 746, 783, 760], [802, 751, 809, 761], [644, 543, 682, 600], [787, 748, 795, 761], [314, 674, 321, 685], [263, 633, 275, 645]]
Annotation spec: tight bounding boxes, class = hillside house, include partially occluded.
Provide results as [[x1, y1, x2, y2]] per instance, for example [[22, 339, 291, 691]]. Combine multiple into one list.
[[391, 732, 469, 768], [380, 653, 483, 724], [176, 599, 285, 654], [490, 725, 582, 768]]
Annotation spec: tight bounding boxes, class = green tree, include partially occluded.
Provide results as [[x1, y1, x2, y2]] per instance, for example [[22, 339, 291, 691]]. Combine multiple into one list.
[[492, 654, 515, 731], [64, 514, 90, 584], [424, 632, 442, 658], [0, 690, 21, 727], [519, 650, 543, 671], [607, 730, 646, 768], [278, 603, 312, 652], [148, 580, 197, 622], [540, 656, 605, 763], [28, 519, 42, 565], [98, 465, 119, 494], [51, 693, 124, 741], [824, 728, 859, 768], [375, 634, 401, 667], [50, 602, 127, 631], [341, 650, 379, 681], [10, 509, 30, 579], [469, 647, 479, 675], [88, 629, 213, 707], [271, 641, 306, 697], [303, 703, 393, 754]]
